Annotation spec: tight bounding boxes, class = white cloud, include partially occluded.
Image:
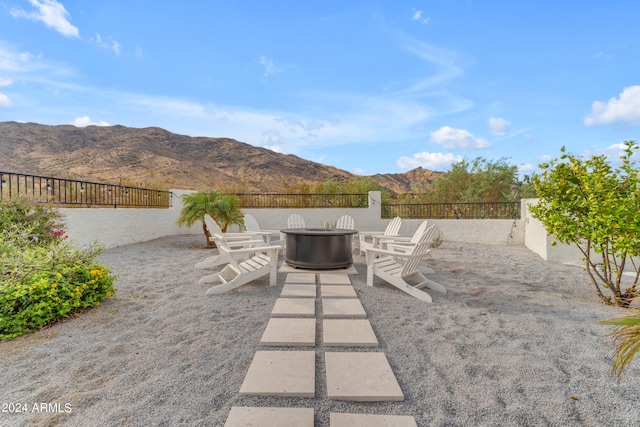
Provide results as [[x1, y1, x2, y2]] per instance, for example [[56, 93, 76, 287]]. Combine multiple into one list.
[[259, 55, 281, 78], [72, 116, 110, 127], [89, 33, 121, 55], [0, 93, 11, 107], [11, 0, 79, 38], [488, 116, 510, 136], [0, 77, 12, 86], [592, 51, 612, 60], [412, 10, 430, 25], [584, 85, 640, 126], [429, 126, 490, 149], [397, 152, 463, 171]]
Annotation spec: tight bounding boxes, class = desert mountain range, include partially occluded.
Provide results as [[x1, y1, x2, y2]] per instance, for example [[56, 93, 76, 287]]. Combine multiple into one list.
[[0, 121, 439, 194]]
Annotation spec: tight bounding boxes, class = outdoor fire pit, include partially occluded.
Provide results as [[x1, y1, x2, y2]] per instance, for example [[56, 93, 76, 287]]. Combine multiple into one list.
[[281, 228, 358, 269]]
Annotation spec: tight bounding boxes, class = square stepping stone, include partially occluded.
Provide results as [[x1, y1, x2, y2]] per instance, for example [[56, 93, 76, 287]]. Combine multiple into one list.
[[320, 286, 358, 299], [281, 284, 317, 298], [322, 299, 367, 318], [323, 319, 378, 347], [285, 273, 316, 284], [329, 413, 417, 427], [325, 352, 404, 401], [225, 407, 314, 427], [271, 298, 315, 317], [239, 351, 315, 397], [319, 274, 352, 285], [260, 318, 316, 346]]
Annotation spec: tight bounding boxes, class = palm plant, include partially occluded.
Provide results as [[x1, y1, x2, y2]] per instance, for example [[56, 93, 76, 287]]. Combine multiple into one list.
[[600, 311, 640, 379], [177, 190, 244, 247]]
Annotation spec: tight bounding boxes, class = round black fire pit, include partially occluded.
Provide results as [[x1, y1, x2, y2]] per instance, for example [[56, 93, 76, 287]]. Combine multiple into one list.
[[281, 228, 358, 269]]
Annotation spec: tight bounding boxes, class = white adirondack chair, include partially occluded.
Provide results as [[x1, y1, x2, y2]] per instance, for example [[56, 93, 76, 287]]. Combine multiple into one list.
[[335, 214, 356, 251], [364, 226, 446, 302], [378, 220, 430, 252], [243, 213, 283, 246], [194, 215, 265, 270], [359, 216, 402, 255], [286, 213, 306, 229], [336, 214, 355, 229], [203, 231, 280, 295]]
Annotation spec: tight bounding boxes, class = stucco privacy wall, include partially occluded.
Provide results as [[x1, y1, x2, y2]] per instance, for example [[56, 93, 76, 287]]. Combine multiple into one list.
[[61, 190, 526, 249], [60, 190, 200, 249], [522, 198, 584, 265]]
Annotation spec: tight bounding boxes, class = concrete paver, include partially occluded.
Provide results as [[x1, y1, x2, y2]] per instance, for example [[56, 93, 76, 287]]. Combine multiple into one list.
[[325, 352, 404, 401], [321, 299, 367, 318], [224, 407, 314, 427], [271, 298, 315, 317], [319, 274, 351, 285], [323, 319, 378, 347], [239, 351, 315, 397], [281, 284, 317, 298], [320, 286, 358, 299], [285, 273, 316, 284], [260, 318, 316, 346]]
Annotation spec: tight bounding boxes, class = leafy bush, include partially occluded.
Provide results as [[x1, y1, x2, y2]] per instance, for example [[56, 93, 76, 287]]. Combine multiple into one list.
[[531, 141, 640, 307], [0, 198, 116, 340]]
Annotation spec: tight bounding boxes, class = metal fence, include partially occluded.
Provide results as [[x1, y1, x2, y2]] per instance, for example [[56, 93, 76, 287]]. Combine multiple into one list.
[[0, 172, 172, 208], [235, 193, 369, 208], [382, 201, 521, 219]]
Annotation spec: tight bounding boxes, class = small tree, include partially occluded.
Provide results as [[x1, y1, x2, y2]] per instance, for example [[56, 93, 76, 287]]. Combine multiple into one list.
[[531, 141, 640, 307], [422, 157, 533, 203], [177, 190, 244, 247]]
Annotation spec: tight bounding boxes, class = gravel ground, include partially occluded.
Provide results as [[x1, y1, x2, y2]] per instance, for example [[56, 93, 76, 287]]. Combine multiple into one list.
[[1, 234, 639, 427]]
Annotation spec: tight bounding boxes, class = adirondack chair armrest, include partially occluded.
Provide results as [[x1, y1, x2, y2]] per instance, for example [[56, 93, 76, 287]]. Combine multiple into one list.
[[359, 231, 384, 236], [208, 238, 265, 247], [378, 236, 412, 243], [227, 245, 281, 256], [224, 233, 261, 241], [364, 246, 412, 263], [372, 234, 402, 244]]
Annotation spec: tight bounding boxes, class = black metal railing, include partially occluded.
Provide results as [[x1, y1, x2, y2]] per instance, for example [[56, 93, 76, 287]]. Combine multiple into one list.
[[0, 172, 172, 208], [382, 201, 521, 219], [235, 193, 369, 208]]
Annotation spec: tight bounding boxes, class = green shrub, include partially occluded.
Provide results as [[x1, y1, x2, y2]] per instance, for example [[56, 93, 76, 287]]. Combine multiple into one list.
[[0, 199, 116, 340]]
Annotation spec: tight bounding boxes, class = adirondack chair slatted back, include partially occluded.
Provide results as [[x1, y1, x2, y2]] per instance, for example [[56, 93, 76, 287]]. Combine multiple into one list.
[[287, 213, 305, 229], [336, 215, 355, 230], [385, 216, 402, 236], [243, 214, 260, 232], [409, 220, 429, 244], [204, 214, 225, 238], [400, 225, 437, 277]]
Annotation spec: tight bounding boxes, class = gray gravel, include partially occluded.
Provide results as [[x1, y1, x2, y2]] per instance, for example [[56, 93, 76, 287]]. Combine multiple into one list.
[[1, 234, 638, 426]]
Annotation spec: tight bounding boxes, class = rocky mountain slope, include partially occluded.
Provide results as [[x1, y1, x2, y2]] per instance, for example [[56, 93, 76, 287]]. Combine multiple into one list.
[[0, 121, 438, 193]]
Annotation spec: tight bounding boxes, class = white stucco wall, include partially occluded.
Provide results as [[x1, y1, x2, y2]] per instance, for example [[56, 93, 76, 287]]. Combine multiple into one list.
[[522, 198, 585, 265], [60, 189, 200, 249], [60, 190, 527, 249]]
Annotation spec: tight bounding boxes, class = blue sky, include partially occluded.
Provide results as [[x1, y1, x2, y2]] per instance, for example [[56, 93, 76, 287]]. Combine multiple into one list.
[[1, 1, 639, 176]]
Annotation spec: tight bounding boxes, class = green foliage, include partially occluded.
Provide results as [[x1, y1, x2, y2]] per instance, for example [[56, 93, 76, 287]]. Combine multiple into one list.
[[177, 190, 244, 245], [0, 196, 66, 245], [0, 199, 116, 340], [600, 312, 640, 379], [283, 177, 391, 204], [530, 141, 640, 307], [420, 157, 531, 203]]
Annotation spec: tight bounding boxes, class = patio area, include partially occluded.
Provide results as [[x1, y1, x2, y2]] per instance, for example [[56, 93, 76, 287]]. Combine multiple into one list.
[[1, 234, 639, 426]]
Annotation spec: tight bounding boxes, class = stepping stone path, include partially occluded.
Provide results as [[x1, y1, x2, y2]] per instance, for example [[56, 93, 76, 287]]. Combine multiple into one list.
[[225, 270, 418, 426]]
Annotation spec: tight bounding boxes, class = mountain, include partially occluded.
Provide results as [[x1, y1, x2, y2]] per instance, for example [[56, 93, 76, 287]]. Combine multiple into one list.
[[0, 121, 438, 193]]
